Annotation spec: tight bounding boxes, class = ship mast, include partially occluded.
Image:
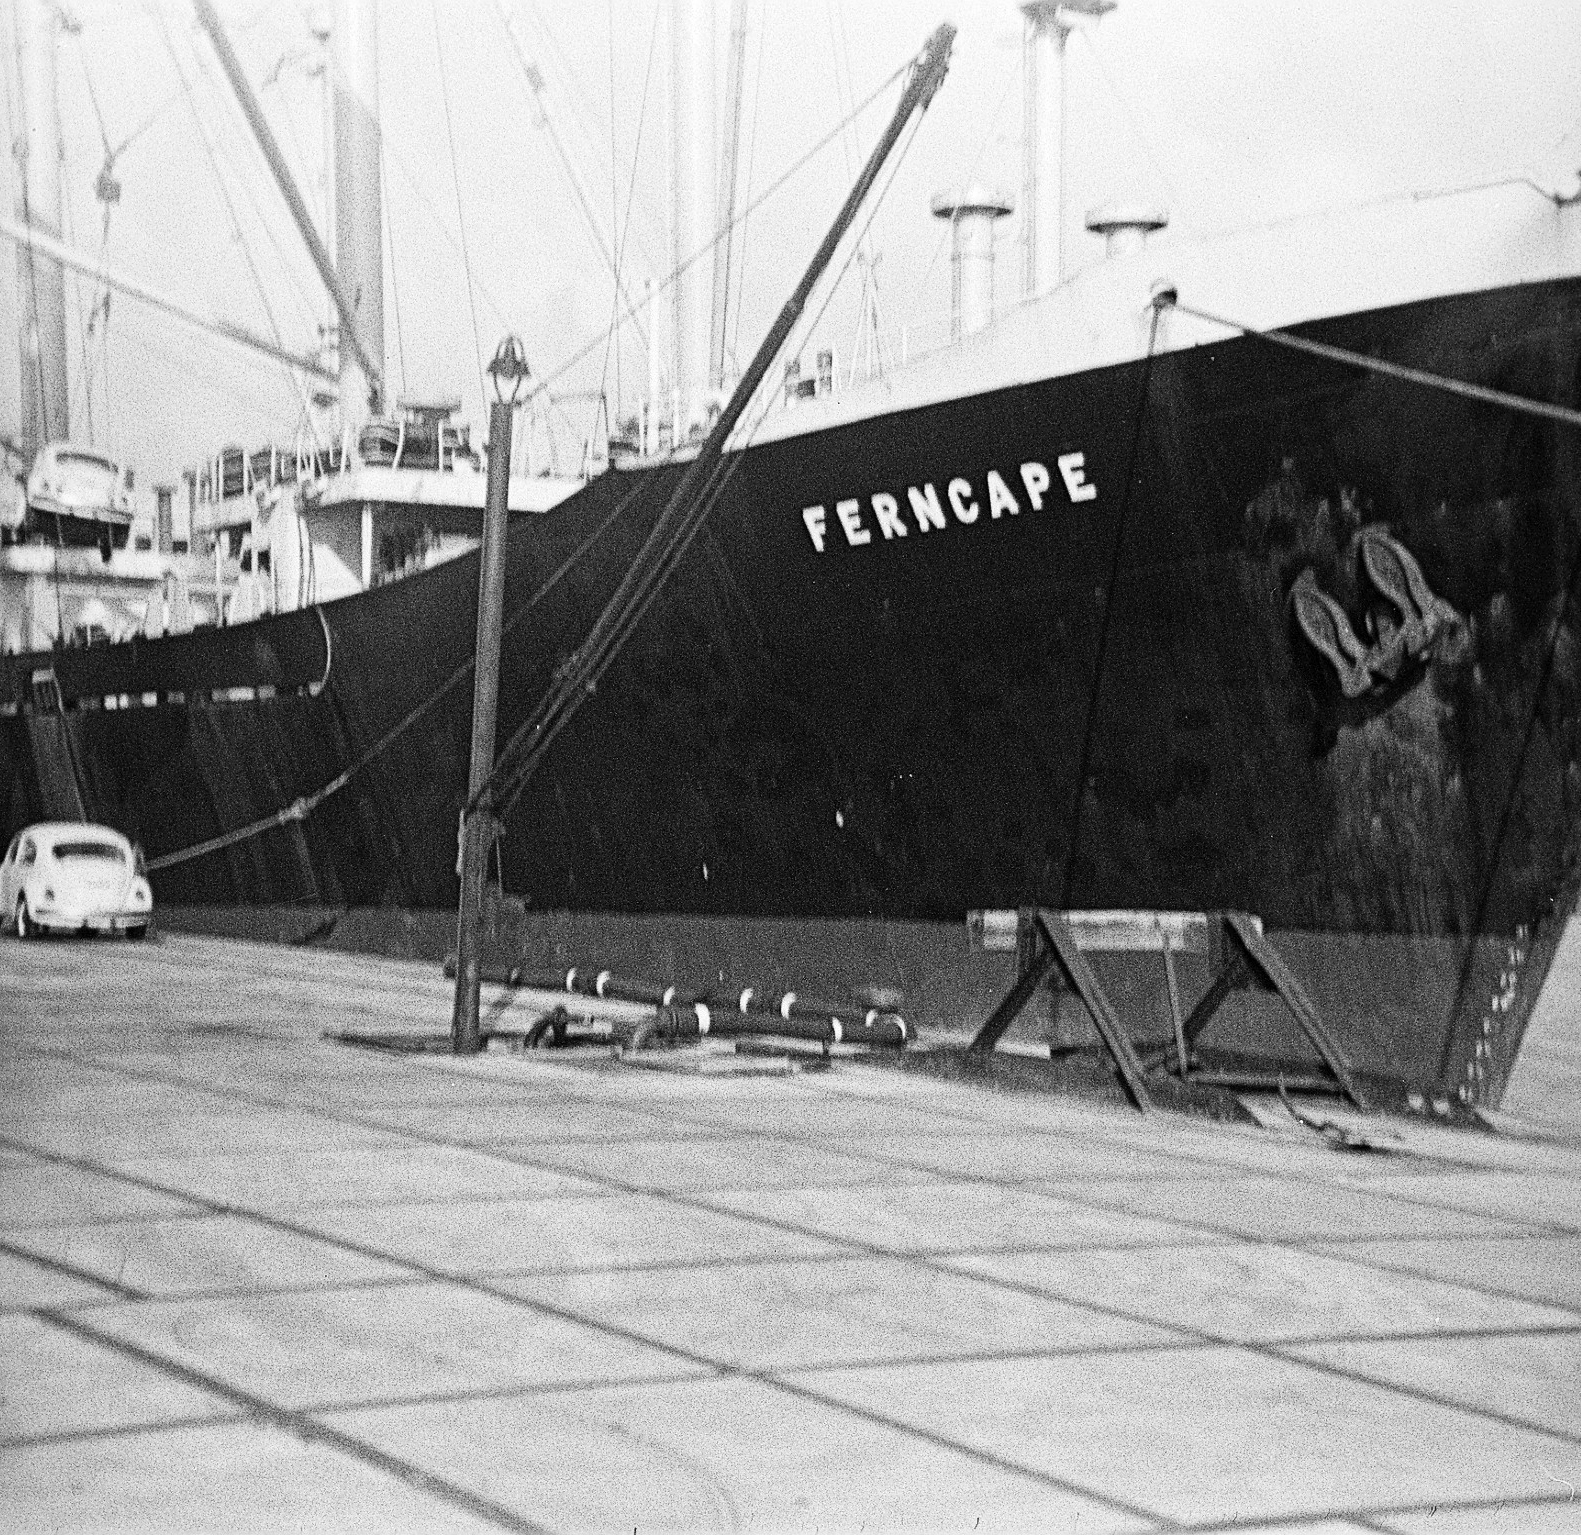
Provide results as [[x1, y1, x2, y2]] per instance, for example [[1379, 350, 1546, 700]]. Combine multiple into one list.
[[12, 0, 70, 457], [669, 0, 714, 440], [708, 0, 747, 396], [330, 0, 384, 437], [193, 0, 384, 424], [1021, 0, 1113, 295], [311, 12, 337, 404]]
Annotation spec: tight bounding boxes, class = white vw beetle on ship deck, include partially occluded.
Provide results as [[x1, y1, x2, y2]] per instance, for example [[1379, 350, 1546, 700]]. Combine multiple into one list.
[[2, 823, 153, 940]]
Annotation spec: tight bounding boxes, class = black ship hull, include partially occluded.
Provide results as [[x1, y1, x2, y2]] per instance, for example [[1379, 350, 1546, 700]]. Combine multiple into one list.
[[5, 274, 1580, 1102]]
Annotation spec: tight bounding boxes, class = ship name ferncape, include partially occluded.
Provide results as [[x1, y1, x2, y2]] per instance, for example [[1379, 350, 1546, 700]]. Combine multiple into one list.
[[800, 452, 1097, 553]]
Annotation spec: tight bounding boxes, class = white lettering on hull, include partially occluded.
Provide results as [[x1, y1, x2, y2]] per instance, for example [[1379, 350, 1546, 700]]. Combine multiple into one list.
[[871, 493, 907, 539], [985, 470, 1019, 518], [802, 505, 828, 552], [1057, 452, 1097, 503], [802, 455, 1096, 552], [836, 498, 871, 546], [907, 484, 946, 533]]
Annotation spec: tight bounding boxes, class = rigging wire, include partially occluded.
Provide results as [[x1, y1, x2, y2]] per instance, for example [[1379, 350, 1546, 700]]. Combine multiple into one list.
[[127, 320, 300, 412], [150, 3, 316, 430], [487, 92, 931, 823], [12, 122, 53, 443], [824, 0, 882, 380], [607, 0, 620, 419], [1054, 299, 1163, 909], [529, 52, 909, 403], [135, 65, 924, 874], [381, 145, 408, 397], [260, 53, 321, 231], [95, 86, 186, 173], [125, 44, 934, 873], [1170, 298, 1581, 430], [91, 215, 112, 450], [491, 0, 650, 351], [6, 2, 70, 645], [63, 24, 119, 451], [826, 0, 858, 182], [71, 22, 111, 162], [69, 34, 118, 448], [379, 133, 514, 332], [722, 104, 929, 467], [144, 466, 661, 873], [571, 85, 931, 632], [430, 0, 488, 413], [521, 0, 644, 253], [593, 0, 661, 436], [729, 0, 770, 372], [5, 42, 68, 636], [65, 49, 189, 451], [58, 131, 96, 446], [185, 30, 328, 338], [530, 1, 600, 135]]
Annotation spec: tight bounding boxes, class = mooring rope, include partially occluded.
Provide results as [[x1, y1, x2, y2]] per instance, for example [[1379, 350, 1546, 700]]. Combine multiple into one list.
[[142, 786, 334, 873], [1054, 298, 1164, 908], [141, 470, 661, 873], [1168, 297, 1581, 430], [1165, 291, 1581, 1097], [127, 276, 1581, 873], [132, 51, 923, 880], [482, 96, 932, 825]]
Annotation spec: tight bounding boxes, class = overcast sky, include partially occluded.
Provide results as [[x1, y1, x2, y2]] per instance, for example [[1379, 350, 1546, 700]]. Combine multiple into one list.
[[3, 0, 1578, 486]]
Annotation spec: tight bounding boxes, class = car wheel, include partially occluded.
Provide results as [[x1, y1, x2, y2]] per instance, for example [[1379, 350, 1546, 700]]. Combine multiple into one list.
[[127, 924, 147, 942], [15, 897, 33, 940]]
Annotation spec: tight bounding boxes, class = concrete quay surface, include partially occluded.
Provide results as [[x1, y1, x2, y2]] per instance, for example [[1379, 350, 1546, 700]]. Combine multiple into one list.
[[2, 932, 1581, 1533]]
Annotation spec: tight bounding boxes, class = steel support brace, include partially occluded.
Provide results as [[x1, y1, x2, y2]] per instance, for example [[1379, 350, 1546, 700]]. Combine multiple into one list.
[[1220, 913, 1365, 1108], [970, 909, 1154, 1112], [969, 908, 1362, 1115], [1176, 951, 1249, 1056], [1151, 914, 1364, 1108]]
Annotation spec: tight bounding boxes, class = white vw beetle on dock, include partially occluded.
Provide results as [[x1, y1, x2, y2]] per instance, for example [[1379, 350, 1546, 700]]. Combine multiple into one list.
[[1, 823, 153, 940]]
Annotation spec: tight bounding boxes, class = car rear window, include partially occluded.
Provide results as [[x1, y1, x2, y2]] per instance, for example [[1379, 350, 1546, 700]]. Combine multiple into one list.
[[51, 841, 127, 862]]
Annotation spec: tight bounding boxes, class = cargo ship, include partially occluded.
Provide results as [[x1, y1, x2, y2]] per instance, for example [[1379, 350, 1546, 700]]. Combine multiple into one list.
[[4, 1, 1579, 1106]]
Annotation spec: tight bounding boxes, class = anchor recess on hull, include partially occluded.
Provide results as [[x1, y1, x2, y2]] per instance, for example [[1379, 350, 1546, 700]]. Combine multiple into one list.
[[1290, 528, 1464, 699]]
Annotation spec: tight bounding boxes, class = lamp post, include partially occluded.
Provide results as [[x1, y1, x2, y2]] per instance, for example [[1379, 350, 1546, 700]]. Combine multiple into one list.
[[452, 337, 529, 1055]]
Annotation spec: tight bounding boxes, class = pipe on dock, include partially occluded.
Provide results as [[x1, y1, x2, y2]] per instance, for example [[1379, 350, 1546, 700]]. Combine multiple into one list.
[[642, 1002, 908, 1051]]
